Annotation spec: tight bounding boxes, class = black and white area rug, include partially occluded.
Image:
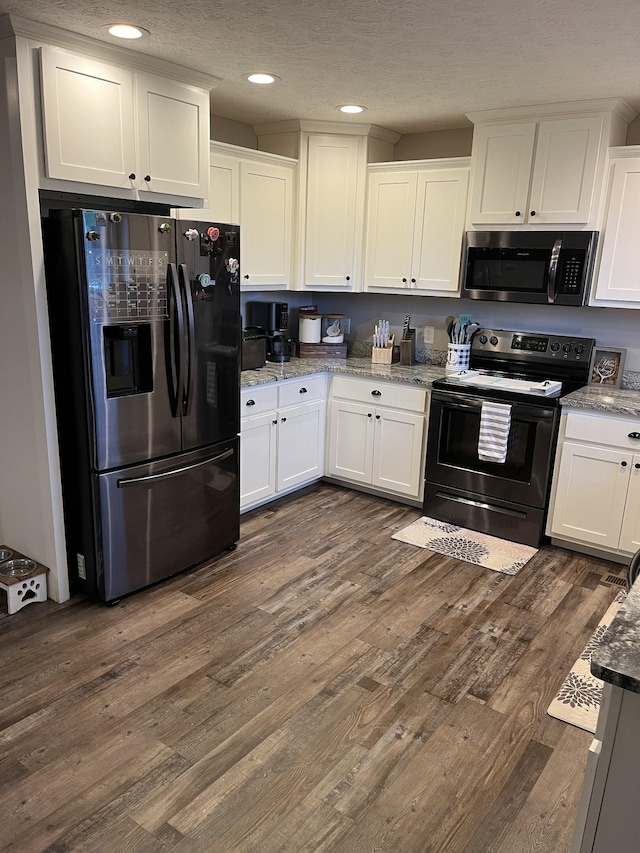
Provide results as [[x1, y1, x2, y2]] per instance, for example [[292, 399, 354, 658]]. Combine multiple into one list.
[[547, 591, 626, 734], [391, 515, 538, 576]]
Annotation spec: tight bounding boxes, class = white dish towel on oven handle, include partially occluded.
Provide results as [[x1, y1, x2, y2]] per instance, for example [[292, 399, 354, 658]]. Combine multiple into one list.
[[478, 401, 512, 463]]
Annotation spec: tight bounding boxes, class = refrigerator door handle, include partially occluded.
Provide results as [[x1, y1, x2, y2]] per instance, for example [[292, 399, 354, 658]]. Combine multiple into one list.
[[117, 447, 234, 488], [179, 263, 196, 416], [167, 262, 185, 417]]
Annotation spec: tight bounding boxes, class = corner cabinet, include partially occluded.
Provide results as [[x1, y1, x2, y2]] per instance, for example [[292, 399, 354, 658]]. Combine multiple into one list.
[[176, 142, 295, 290], [39, 46, 212, 203], [591, 150, 640, 307], [327, 376, 428, 500], [465, 101, 633, 227], [256, 121, 399, 292], [364, 159, 470, 295], [240, 376, 326, 512], [547, 410, 640, 558]]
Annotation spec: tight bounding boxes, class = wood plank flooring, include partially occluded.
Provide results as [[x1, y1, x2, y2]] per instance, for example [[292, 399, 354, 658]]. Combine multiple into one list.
[[0, 483, 626, 852]]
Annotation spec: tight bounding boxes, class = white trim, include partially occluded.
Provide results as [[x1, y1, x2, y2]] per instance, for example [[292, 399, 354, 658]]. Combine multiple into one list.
[[466, 98, 637, 126]]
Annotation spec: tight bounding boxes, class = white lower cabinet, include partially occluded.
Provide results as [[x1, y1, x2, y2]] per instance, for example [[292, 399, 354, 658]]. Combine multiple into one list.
[[240, 376, 326, 511], [327, 376, 428, 499], [548, 410, 640, 557]]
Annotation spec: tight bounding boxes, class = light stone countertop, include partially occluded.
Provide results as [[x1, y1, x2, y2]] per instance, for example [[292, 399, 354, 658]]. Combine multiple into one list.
[[560, 384, 640, 418], [240, 357, 446, 389], [592, 580, 640, 693]]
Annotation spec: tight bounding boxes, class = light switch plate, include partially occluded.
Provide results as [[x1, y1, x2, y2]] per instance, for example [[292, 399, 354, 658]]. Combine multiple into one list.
[[423, 326, 434, 344]]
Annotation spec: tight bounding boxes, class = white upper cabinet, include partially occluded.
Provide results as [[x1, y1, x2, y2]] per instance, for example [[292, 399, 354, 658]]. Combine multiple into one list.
[[466, 101, 633, 228], [134, 73, 210, 199], [174, 143, 295, 289], [40, 48, 136, 190], [364, 160, 469, 295], [302, 133, 366, 290], [592, 150, 640, 307], [39, 47, 212, 203], [255, 121, 399, 291], [239, 158, 294, 289]]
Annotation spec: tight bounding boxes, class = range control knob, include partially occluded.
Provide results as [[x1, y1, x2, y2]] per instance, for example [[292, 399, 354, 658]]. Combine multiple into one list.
[[158, 223, 171, 234], [184, 228, 199, 241], [479, 334, 488, 345], [575, 344, 585, 354], [550, 341, 560, 352], [489, 335, 499, 346], [562, 343, 572, 353], [85, 230, 100, 241]]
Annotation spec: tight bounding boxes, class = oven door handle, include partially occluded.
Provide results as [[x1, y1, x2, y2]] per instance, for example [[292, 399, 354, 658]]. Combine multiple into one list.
[[547, 238, 563, 304]]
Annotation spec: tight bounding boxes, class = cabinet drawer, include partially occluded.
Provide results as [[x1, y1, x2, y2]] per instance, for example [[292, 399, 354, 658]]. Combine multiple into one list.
[[565, 411, 640, 449], [241, 384, 277, 417], [331, 376, 427, 413], [278, 375, 326, 408]]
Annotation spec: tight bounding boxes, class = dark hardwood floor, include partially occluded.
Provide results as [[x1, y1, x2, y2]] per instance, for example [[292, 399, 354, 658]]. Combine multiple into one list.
[[0, 484, 626, 852]]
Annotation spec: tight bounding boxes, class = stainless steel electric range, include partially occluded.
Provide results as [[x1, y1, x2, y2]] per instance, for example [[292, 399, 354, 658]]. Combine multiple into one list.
[[423, 328, 595, 547]]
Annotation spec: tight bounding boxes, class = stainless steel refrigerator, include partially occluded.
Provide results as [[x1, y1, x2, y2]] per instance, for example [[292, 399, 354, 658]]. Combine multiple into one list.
[[43, 209, 241, 602]]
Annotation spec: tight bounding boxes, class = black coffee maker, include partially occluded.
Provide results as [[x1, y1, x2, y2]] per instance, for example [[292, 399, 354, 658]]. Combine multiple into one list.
[[245, 301, 294, 363]]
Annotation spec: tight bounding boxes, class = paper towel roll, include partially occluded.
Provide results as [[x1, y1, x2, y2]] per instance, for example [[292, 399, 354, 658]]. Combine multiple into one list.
[[299, 316, 321, 344]]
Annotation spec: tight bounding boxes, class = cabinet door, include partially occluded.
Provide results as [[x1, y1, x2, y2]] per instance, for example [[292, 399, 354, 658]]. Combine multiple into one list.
[[276, 400, 325, 491], [303, 134, 365, 289], [619, 455, 640, 555], [240, 160, 293, 288], [594, 158, 640, 305], [174, 150, 239, 223], [549, 442, 629, 549], [528, 116, 603, 224], [468, 122, 536, 224], [371, 409, 425, 497], [40, 47, 136, 189], [412, 168, 469, 293], [327, 400, 374, 484], [135, 73, 210, 200], [240, 412, 277, 510], [364, 170, 417, 290]]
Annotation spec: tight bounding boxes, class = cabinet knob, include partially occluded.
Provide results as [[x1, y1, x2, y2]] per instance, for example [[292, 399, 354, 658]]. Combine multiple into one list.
[[244, 274, 250, 280], [411, 278, 416, 284], [530, 210, 536, 217], [402, 278, 407, 283], [272, 419, 277, 425], [281, 417, 287, 422], [245, 399, 256, 406], [635, 463, 640, 470], [299, 387, 307, 394], [621, 460, 628, 467], [376, 414, 381, 420], [515, 211, 521, 217], [367, 413, 372, 418], [144, 175, 151, 182], [371, 390, 382, 397], [345, 276, 351, 281], [128, 173, 136, 181], [629, 432, 640, 440]]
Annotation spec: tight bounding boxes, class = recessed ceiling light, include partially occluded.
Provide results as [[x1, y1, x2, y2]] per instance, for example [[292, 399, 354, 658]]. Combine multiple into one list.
[[337, 105, 367, 114], [105, 23, 149, 39], [245, 73, 280, 85]]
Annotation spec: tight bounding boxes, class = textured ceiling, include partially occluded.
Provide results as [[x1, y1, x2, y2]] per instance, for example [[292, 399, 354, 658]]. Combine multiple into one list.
[[2, 0, 640, 134]]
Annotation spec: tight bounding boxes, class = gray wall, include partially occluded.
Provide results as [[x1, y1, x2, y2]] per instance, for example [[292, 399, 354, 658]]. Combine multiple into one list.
[[244, 291, 640, 373]]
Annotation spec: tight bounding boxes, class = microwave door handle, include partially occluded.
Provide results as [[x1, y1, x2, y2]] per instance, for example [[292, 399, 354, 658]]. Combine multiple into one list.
[[179, 263, 196, 416], [547, 238, 563, 303]]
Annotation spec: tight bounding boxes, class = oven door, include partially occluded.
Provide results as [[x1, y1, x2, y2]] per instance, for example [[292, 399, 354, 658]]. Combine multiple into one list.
[[423, 389, 559, 545]]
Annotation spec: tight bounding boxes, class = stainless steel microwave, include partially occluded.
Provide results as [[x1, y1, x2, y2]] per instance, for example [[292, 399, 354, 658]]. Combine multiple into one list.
[[461, 230, 598, 305]]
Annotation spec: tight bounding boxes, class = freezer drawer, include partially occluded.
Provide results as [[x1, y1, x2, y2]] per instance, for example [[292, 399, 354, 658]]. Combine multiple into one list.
[[95, 438, 239, 601]]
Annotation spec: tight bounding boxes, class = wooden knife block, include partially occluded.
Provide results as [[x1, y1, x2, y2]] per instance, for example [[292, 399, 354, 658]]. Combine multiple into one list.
[[400, 329, 416, 365]]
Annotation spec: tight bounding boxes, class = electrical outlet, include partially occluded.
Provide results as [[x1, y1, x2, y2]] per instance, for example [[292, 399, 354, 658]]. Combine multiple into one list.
[[76, 553, 86, 580], [423, 325, 435, 345]]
